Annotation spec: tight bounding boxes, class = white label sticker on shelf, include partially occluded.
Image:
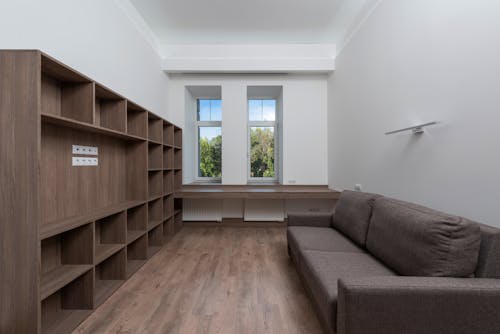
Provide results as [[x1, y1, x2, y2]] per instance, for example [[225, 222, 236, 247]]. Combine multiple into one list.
[[72, 145, 98, 155], [72, 157, 98, 166]]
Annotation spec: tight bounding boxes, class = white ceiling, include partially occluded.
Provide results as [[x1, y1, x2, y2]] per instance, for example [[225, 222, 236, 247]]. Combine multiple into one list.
[[129, 0, 374, 45]]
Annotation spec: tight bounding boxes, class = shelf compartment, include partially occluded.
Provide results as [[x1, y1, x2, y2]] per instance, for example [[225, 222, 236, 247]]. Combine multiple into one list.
[[94, 249, 126, 307], [163, 194, 174, 219], [148, 198, 163, 229], [41, 55, 93, 124], [174, 126, 182, 148], [163, 146, 174, 170], [127, 101, 147, 139], [148, 142, 163, 170], [41, 113, 145, 142], [126, 141, 148, 201], [174, 205, 183, 233], [127, 204, 147, 244], [163, 218, 174, 241], [41, 200, 145, 240], [41, 224, 93, 299], [95, 212, 126, 264], [174, 148, 182, 170], [163, 122, 174, 146], [94, 84, 127, 132], [148, 224, 163, 258], [148, 170, 163, 199], [174, 170, 183, 190], [163, 170, 174, 195], [41, 269, 93, 334], [148, 114, 163, 143], [127, 234, 148, 278]]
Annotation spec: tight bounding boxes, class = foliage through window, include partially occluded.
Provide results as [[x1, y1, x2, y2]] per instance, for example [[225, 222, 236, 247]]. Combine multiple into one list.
[[197, 99, 222, 179], [248, 100, 277, 179]]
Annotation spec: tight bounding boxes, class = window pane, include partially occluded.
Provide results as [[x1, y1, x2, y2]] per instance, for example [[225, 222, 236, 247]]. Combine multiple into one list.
[[262, 100, 276, 121], [198, 99, 210, 121], [198, 127, 222, 178], [249, 100, 263, 121], [250, 127, 275, 178], [210, 100, 222, 121]]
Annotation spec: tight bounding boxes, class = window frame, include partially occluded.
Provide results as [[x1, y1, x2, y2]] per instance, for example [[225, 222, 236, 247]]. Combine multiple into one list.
[[195, 99, 222, 183], [247, 99, 279, 183]]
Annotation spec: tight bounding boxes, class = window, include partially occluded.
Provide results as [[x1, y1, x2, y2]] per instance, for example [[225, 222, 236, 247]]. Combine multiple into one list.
[[248, 99, 278, 181], [196, 99, 222, 180]]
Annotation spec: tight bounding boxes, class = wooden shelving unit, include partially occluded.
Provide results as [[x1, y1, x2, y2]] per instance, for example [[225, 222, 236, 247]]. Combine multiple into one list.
[[0, 50, 183, 334]]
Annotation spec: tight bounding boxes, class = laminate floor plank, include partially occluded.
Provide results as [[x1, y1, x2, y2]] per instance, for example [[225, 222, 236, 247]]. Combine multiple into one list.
[[73, 226, 322, 334]]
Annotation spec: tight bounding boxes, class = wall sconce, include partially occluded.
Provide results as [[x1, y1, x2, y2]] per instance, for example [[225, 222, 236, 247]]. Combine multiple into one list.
[[385, 121, 438, 135]]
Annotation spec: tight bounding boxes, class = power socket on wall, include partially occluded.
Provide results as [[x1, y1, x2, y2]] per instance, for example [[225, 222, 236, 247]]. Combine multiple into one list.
[[72, 145, 98, 155], [72, 157, 98, 166]]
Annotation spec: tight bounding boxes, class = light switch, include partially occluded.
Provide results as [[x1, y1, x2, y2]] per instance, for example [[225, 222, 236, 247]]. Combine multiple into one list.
[[72, 157, 98, 166], [72, 145, 98, 156]]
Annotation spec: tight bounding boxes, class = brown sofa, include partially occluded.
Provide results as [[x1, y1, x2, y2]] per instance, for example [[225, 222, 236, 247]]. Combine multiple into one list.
[[287, 191, 500, 334]]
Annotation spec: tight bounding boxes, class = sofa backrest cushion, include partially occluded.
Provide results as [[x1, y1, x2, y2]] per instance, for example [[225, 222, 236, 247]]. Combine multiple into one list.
[[332, 190, 380, 246], [475, 223, 500, 278], [366, 197, 481, 277]]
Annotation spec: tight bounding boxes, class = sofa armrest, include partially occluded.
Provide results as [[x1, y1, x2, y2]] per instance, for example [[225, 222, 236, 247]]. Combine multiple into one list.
[[337, 276, 500, 334], [287, 212, 333, 227]]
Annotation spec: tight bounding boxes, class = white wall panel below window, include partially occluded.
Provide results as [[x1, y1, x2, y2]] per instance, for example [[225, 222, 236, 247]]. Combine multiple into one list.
[[244, 199, 285, 221]]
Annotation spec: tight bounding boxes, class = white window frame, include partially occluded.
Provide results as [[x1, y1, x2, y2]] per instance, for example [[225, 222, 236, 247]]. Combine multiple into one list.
[[195, 99, 222, 183], [247, 99, 279, 183]]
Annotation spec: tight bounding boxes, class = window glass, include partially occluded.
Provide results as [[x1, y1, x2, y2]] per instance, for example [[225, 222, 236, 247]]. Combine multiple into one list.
[[250, 126, 275, 178], [198, 126, 222, 178]]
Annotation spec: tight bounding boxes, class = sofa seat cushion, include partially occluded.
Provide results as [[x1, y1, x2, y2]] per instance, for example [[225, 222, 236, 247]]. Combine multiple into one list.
[[332, 190, 380, 247], [301, 250, 395, 332], [287, 226, 364, 256], [367, 197, 481, 277]]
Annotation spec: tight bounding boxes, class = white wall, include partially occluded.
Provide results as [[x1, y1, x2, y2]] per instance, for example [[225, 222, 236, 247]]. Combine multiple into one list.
[[170, 74, 329, 185], [0, 0, 169, 118], [328, 0, 500, 227]]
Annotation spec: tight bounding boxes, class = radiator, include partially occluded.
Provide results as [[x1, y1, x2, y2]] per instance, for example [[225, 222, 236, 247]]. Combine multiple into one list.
[[183, 199, 222, 221]]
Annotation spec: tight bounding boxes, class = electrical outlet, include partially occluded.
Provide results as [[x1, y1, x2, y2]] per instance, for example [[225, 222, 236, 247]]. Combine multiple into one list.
[[354, 184, 362, 191], [288, 180, 296, 184], [72, 157, 98, 166], [72, 145, 98, 156]]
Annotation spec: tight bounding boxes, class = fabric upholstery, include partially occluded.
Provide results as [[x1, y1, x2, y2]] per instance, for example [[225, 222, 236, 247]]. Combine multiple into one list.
[[332, 190, 380, 246], [366, 197, 481, 277], [337, 276, 500, 334], [475, 223, 500, 278], [300, 250, 395, 332], [288, 212, 332, 227], [287, 226, 364, 255]]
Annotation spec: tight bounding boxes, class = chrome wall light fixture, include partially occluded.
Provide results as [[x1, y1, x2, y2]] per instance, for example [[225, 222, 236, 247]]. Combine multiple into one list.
[[385, 121, 438, 135]]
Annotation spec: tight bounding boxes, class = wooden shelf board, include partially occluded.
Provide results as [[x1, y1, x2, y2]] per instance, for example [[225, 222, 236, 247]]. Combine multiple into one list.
[[148, 220, 163, 231], [41, 265, 93, 300], [40, 200, 146, 240], [94, 279, 124, 307], [41, 113, 145, 142], [127, 230, 145, 244], [164, 213, 174, 220], [147, 246, 161, 259], [174, 210, 182, 216], [95, 244, 124, 265], [174, 185, 341, 200], [148, 194, 163, 202], [174, 146, 182, 150], [42, 309, 92, 334], [148, 139, 163, 146], [148, 168, 163, 172], [126, 259, 146, 278]]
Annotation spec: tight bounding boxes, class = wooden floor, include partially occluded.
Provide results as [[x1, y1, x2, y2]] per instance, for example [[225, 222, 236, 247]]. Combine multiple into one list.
[[74, 226, 323, 334]]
